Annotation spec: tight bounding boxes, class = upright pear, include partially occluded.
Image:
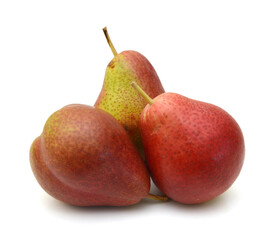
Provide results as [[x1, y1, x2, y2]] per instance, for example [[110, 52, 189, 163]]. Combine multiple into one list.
[[95, 27, 165, 155], [132, 82, 245, 204], [30, 104, 153, 206]]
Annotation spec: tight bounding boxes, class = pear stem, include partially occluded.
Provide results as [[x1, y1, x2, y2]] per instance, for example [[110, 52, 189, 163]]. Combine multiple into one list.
[[146, 194, 169, 202], [103, 27, 118, 56], [131, 82, 154, 105]]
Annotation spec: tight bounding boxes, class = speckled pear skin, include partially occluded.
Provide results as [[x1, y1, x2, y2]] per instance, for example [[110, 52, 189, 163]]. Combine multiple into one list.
[[95, 50, 164, 154], [140, 93, 245, 204], [30, 104, 150, 206]]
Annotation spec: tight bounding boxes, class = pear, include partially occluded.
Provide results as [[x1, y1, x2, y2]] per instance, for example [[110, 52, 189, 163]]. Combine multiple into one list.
[[95, 27, 165, 155], [30, 104, 167, 206], [132, 82, 245, 204]]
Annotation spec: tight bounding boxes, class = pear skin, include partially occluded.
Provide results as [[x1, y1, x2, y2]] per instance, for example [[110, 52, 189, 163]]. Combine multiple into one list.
[[30, 104, 150, 206], [95, 28, 164, 155], [132, 82, 245, 204]]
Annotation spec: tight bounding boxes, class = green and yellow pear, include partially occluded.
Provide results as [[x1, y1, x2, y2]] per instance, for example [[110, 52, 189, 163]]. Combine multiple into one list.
[[95, 27, 165, 155]]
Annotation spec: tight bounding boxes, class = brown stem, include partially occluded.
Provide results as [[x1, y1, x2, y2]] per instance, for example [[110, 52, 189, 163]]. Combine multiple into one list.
[[146, 193, 169, 202], [103, 26, 118, 56], [131, 82, 154, 105]]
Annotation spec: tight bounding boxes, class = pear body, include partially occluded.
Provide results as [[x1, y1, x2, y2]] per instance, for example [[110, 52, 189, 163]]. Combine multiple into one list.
[[95, 50, 164, 153], [30, 104, 150, 206], [140, 93, 245, 204]]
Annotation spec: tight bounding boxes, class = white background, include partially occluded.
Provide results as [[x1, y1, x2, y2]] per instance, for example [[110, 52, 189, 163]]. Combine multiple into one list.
[[1, 0, 272, 239]]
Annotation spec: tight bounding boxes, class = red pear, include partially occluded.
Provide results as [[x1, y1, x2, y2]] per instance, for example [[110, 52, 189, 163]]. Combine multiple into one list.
[[30, 104, 154, 206], [132, 82, 245, 204]]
